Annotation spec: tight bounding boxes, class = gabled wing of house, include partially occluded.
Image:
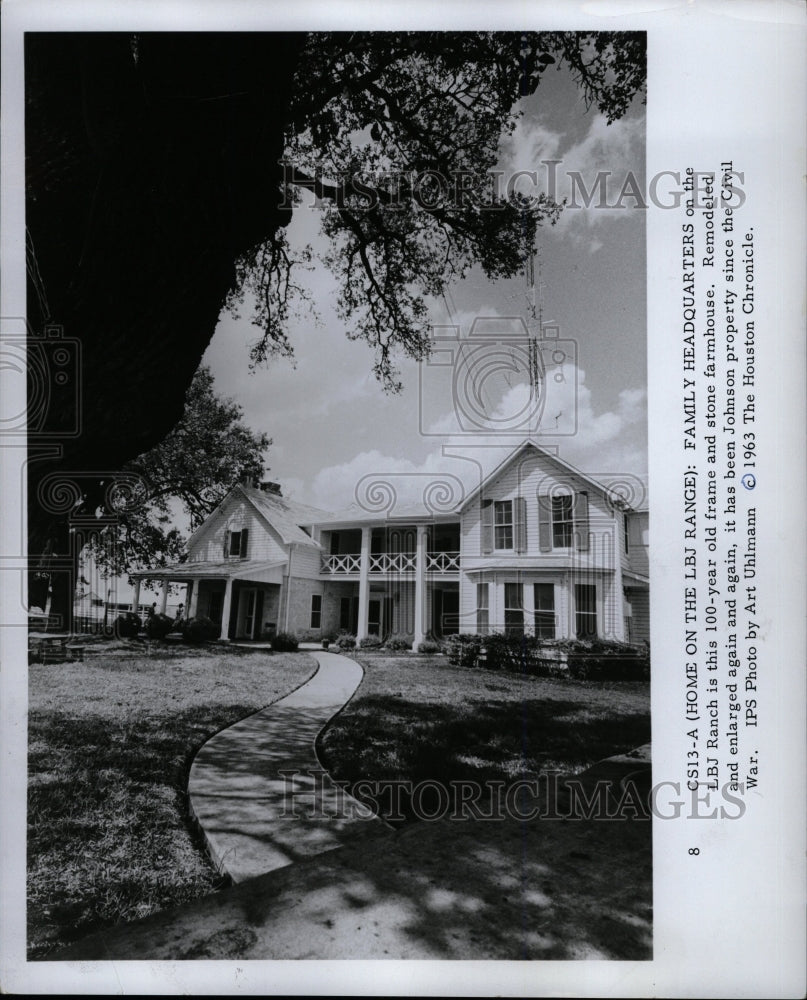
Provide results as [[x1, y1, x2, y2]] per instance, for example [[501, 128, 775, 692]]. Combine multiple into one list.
[[131, 484, 334, 641]]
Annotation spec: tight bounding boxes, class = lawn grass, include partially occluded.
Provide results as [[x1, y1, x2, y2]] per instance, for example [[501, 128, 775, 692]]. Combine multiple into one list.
[[318, 652, 650, 823], [27, 642, 317, 959]]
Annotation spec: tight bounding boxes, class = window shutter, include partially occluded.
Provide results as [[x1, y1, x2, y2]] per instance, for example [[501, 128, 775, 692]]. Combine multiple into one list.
[[481, 499, 493, 554], [515, 496, 527, 553], [240, 528, 249, 559], [574, 491, 590, 551], [538, 497, 552, 552], [223, 530, 230, 558]]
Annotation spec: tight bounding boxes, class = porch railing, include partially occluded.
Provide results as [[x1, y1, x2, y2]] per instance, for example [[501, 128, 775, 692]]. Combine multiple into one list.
[[321, 551, 461, 574], [321, 554, 362, 574], [426, 551, 461, 572], [369, 552, 416, 573]]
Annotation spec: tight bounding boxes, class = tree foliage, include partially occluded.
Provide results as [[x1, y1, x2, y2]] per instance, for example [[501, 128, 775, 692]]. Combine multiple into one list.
[[229, 31, 646, 390], [86, 366, 270, 579]]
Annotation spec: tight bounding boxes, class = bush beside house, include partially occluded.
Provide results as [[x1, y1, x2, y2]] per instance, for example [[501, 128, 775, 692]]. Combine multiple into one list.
[[145, 613, 175, 640], [444, 632, 648, 681], [114, 612, 142, 638], [181, 616, 219, 644], [271, 631, 299, 652]]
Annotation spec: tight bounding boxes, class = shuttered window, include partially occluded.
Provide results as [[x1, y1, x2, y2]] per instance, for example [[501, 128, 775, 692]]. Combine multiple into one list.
[[573, 492, 589, 552], [310, 594, 322, 629], [226, 529, 249, 558], [552, 496, 573, 547], [549, 492, 589, 551], [481, 500, 494, 554], [494, 501, 513, 550]]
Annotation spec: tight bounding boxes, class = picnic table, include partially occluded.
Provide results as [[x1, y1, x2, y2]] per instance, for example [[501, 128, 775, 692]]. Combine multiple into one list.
[[28, 633, 87, 663]]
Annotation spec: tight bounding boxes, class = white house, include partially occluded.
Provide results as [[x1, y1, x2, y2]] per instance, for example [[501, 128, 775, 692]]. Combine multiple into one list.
[[132, 440, 649, 646]]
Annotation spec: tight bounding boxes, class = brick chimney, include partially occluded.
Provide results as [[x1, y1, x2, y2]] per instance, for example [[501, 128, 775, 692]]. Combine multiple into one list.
[[260, 481, 282, 496]]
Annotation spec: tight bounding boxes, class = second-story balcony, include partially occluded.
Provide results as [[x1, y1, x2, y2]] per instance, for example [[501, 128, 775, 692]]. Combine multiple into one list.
[[320, 550, 460, 576], [321, 522, 461, 577]]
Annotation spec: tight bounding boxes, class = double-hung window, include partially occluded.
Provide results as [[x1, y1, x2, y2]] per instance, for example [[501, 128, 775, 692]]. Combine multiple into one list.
[[504, 582, 524, 637], [551, 496, 573, 548], [225, 528, 249, 559], [494, 500, 513, 550], [575, 583, 597, 639], [534, 583, 555, 638], [310, 594, 322, 629], [476, 583, 489, 634]]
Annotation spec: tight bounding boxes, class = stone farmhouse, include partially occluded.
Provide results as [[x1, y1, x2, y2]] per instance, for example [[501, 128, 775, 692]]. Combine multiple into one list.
[[132, 440, 649, 647]]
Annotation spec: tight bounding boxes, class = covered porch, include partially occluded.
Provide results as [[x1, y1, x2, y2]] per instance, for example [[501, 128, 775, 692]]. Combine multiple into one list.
[[322, 579, 459, 644], [131, 559, 287, 641]]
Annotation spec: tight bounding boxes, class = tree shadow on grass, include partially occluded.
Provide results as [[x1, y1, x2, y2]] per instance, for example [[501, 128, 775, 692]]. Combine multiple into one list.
[[26, 701, 271, 957], [319, 694, 651, 822]]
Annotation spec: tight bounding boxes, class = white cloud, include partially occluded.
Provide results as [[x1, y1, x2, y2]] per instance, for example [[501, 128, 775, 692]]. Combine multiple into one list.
[[299, 364, 646, 511], [496, 104, 646, 246]]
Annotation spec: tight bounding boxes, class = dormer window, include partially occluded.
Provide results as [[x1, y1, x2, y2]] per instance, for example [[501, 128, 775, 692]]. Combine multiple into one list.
[[224, 528, 249, 559]]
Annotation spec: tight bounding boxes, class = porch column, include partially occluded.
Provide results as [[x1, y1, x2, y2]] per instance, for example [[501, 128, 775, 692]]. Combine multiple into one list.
[[561, 571, 574, 639], [356, 526, 371, 639], [413, 525, 428, 649], [523, 579, 535, 637], [612, 512, 626, 640], [132, 578, 141, 614], [160, 580, 169, 614], [187, 580, 199, 618], [219, 578, 234, 641]]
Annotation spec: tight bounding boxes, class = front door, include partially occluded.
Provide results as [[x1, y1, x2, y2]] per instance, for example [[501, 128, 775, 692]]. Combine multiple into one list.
[[368, 598, 381, 636], [432, 589, 460, 637], [238, 588, 257, 639]]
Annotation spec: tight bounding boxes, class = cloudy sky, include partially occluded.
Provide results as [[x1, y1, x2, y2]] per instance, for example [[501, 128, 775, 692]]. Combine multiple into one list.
[[202, 57, 647, 514]]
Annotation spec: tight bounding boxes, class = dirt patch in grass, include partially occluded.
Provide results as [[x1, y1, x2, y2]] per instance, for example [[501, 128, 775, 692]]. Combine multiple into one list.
[[27, 645, 317, 959]]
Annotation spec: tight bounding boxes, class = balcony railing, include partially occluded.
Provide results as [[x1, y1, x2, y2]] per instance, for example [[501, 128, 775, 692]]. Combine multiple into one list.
[[426, 551, 461, 572], [369, 552, 416, 573], [321, 554, 361, 574], [321, 551, 461, 575]]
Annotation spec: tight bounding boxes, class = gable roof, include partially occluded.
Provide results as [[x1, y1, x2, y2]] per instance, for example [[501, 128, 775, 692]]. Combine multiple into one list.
[[458, 439, 645, 513], [187, 485, 334, 551], [240, 485, 335, 545]]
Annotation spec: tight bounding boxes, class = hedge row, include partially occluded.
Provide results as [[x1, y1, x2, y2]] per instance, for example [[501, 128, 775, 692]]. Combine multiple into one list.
[[443, 633, 649, 681]]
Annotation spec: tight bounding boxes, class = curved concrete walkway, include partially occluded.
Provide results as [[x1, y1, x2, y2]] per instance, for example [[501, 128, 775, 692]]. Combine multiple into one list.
[[188, 649, 391, 883]]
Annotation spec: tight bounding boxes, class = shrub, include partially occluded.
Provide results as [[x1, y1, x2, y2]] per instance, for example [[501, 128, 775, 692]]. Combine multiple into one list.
[[271, 631, 299, 652], [145, 612, 175, 640], [565, 639, 649, 681], [358, 635, 383, 649], [444, 633, 483, 667], [417, 640, 442, 654], [336, 633, 357, 650], [384, 635, 412, 651], [443, 632, 648, 679], [114, 612, 142, 638], [181, 616, 219, 644]]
